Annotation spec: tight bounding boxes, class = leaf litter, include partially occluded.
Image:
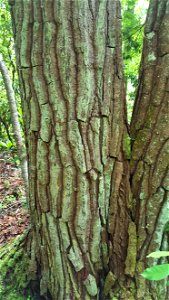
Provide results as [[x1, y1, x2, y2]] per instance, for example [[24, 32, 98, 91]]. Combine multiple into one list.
[[0, 152, 29, 245]]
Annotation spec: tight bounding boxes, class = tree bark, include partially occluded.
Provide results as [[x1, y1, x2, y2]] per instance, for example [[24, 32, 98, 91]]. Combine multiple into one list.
[[0, 53, 28, 189], [10, 0, 131, 299], [130, 0, 169, 299]]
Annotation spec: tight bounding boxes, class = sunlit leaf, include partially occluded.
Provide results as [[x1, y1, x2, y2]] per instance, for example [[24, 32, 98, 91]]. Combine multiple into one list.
[[141, 264, 169, 281], [147, 251, 169, 258], [0, 140, 7, 148]]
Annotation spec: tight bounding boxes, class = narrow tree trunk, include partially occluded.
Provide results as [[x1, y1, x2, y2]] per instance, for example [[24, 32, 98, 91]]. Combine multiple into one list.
[[10, 0, 132, 299], [130, 0, 169, 299], [0, 54, 28, 189]]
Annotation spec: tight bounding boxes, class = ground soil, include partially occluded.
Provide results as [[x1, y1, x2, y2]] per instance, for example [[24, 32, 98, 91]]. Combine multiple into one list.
[[0, 151, 29, 245]]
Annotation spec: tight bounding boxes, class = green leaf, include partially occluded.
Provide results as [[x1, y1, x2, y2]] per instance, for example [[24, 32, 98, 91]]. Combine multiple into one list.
[[6, 141, 13, 149], [147, 251, 169, 258], [141, 264, 169, 281], [0, 140, 8, 148], [164, 224, 169, 232]]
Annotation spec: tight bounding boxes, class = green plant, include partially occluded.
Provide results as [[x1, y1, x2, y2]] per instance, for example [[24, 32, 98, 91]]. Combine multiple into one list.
[[0, 0, 23, 151], [141, 251, 169, 281], [0, 140, 14, 150], [4, 194, 16, 203]]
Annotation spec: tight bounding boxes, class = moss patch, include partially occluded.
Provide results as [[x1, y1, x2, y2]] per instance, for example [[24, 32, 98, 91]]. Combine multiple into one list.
[[123, 133, 131, 159], [0, 230, 33, 299]]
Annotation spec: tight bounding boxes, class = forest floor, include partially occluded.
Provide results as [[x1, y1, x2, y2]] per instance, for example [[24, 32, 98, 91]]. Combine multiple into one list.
[[0, 151, 29, 246]]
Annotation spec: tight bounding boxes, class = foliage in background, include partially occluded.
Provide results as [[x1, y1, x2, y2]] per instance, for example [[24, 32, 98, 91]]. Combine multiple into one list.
[[121, 0, 149, 121], [0, 0, 22, 149]]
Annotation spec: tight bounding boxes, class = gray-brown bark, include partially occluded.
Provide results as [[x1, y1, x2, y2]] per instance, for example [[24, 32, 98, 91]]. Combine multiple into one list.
[[10, 1, 131, 299], [0, 53, 28, 189], [130, 0, 169, 299]]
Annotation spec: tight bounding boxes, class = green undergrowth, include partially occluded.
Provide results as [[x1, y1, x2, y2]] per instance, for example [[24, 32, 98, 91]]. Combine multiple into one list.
[[0, 230, 33, 300]]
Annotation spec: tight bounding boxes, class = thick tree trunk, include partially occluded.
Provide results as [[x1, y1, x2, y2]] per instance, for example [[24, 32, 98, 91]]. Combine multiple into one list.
[[130, 0, 169, 299], [10, 1, 131, 299]]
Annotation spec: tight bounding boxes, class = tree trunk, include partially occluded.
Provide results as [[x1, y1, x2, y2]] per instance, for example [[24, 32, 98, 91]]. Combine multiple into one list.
[[10, 0, 131, 299], [130, 0, 169, 299], [9, 0, 169, 299], [0, 53, 28, 189]]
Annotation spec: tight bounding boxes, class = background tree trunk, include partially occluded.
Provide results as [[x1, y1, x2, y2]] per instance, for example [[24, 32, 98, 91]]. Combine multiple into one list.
[[130, 0, 169, 299], [0, 53, 28, 189], [10, 0, 131, 299]]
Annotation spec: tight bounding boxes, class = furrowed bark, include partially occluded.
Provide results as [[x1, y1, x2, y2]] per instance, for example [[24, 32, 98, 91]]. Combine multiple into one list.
[[130, 0, 169, 299], [10, 0, 131, 299]]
